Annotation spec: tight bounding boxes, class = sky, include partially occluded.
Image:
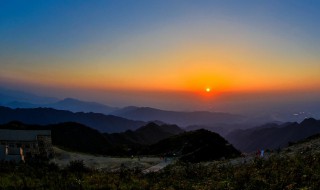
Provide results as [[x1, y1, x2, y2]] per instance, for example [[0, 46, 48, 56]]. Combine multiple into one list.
[[1, 0, 320, 112]]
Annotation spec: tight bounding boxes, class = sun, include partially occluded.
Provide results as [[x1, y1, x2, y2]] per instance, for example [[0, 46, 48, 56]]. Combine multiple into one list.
[[205, 87, 211, 92]]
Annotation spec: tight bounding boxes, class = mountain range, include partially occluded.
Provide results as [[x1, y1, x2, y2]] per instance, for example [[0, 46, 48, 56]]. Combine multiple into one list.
[[0, 106, 145, 133], [112, 106, 246, 127], [0, 87, 251, 127], [0, 121, 240, 162], [226, 118, 320, 152], [4, 99, 247, 128], [2, 117, 320, 162], [3, 98, 118, 115]]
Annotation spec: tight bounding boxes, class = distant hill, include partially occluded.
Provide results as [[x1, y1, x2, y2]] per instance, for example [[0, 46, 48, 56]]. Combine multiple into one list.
[[0, 87, 118, 115], [0, 106, 145, 133], [47, 98, 118, 115], [226, 118, 320, 152], [145, 129, 240, 162], [112, 107, 245, 127], [105, 122, 184, 146]]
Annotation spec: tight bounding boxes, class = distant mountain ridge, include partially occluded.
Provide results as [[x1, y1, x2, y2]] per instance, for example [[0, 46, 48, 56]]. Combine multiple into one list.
[[48, 98, 118, 114], [112, 106, 245, 127], [4, 98, 118, 115], [0, 106, 145, 133], [1, 87, 248, 128], [226, 118, 320, 152]]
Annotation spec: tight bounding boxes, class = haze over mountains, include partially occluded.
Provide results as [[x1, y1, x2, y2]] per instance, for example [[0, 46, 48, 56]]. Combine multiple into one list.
[[2, 86, 320, 156], [113, 106, 246, 127], [0, 88, 116, 113], [2, 87, 319, 125], [0, 87, 58, 105], [2, 86, 320, 150], [0, 87, 252, 129]]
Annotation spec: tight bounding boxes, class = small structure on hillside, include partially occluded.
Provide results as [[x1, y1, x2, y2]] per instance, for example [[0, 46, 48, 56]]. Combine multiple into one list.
[[0, 129, 54, 162]]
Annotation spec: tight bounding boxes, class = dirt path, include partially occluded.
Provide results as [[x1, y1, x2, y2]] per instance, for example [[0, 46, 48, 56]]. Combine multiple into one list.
[[142, 158, 175, 174], [52, 147, 162, 171]]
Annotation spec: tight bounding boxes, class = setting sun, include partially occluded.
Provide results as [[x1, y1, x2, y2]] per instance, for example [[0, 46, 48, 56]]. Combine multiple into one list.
[[206, 88, 211, 92]]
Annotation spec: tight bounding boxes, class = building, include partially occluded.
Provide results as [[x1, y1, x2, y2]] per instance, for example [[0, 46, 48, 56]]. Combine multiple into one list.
[[0, 129, 54, 162]]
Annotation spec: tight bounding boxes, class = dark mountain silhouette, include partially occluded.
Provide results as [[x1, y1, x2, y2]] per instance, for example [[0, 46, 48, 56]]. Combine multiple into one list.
[[145, 129, 240, 162], [112, 106, 245, 127], [0, 121, 239, 160], [0, 106, 145, 133], [105, 122, 184, 145], [0, 121, 50, 130], [0, 121, 112, 155], [225, 118, 320, 152], [50, 122, 112, 154]]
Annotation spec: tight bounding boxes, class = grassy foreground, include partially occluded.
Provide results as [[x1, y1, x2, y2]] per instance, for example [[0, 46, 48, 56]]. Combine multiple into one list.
[[1, 150, 320, 190]]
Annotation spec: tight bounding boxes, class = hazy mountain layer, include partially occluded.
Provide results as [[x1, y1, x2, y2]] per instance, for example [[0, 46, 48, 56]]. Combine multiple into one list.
[[0, 106, 145, 133], [113, 106, 245, 127]]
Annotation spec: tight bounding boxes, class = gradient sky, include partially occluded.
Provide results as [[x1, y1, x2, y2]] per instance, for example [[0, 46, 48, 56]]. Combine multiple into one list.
[[1, 0, 320, 111]]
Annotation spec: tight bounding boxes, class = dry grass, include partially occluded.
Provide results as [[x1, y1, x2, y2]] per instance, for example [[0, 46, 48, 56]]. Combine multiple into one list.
[[52, 147, 163, 171]]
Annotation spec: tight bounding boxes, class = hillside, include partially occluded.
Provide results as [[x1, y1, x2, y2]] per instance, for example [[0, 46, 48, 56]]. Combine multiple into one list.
[[145, 129, 240, 162], [226, 118, 320, 152], [0, 121, 184, 156], [105, 122, 184, 145], [50, 122, 113, 155], [0, 106, 145, 133]]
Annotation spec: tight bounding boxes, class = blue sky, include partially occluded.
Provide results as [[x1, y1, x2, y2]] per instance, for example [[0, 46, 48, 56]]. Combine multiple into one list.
[[1, 1, 319, 56], [1, 0, 320, 111]]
